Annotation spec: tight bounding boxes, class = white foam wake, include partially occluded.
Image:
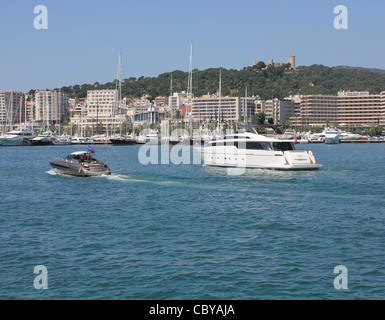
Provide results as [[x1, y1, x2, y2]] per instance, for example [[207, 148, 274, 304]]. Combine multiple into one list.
[[45, 169, 58, 176]]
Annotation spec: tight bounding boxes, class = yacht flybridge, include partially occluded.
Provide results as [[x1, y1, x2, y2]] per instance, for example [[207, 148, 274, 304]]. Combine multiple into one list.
[[203, 125, 322, 170]]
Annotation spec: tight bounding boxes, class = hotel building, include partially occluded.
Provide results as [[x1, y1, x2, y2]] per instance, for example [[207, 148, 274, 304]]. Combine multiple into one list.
[[300, 91, 385, 127]]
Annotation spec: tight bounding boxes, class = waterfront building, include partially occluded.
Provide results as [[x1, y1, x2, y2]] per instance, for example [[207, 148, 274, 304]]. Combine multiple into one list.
[[300, 91, 385, 127], [286, 95, 303, 126], [264, 98, 295, 125], [337, 91, 383, 127], [0, 91, 27, 131], [35, 90, 69, 127], [86, 89, 118, 118], [255, 97, 266, 114], [381, 94, 385, 127], [191, 95, 241, 122], [133, 105, 160, 125], [240, 97, 256, 122], [70, 100, 87, 136], [84, 89, 126, 134], [134, 97, 152, 114], [168, 92, 187, 112], [153, 96, 168, 108]]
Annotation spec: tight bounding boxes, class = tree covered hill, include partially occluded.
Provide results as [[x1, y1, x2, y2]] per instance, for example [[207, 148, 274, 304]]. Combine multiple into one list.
[[52, 64, 385, 101]]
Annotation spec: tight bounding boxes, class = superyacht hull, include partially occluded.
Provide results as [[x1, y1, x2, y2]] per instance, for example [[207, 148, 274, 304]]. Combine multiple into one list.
[[110, 138, 136, 145], [203, 149, 322, 171], [324, 137, 340, 144], [31, 139, 53, 146], [0, 138, 31, 146], [202, 124, 322, 171]]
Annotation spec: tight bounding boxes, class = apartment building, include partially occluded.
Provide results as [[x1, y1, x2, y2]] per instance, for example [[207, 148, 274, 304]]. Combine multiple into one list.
[[134, 97, 152, 114], [168, 92, 187, 112], [264, 98, 295, 125], [35, 90, 69, 126], [153, 96, 168, 107], [380, 93, 385, 127], [84, 89, 128, 132], [240, 97, 256, 121], [0, 91, 27, 126], [191, 95, 241, 122], [86, 89, 118, 118]]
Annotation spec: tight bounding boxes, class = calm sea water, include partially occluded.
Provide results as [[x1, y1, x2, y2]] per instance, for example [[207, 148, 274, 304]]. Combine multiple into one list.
[[0, 142, 384, 300]]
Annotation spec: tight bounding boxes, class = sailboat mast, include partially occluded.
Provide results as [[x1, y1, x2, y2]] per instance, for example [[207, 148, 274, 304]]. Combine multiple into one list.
[[10, 92, 13, 131], [58, 84, 61, 135], [24, 94, 27, 129], [186, 42, 193, 133], [116, 52, 123, 136], [218, 68, 222, 128], [19, 95, 22, 128], [187, 42, 193, 103], [245, 85, 248, 125]]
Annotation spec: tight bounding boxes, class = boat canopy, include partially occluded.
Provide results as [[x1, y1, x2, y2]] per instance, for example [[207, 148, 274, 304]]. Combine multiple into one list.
[[70, 151, 92, 155]]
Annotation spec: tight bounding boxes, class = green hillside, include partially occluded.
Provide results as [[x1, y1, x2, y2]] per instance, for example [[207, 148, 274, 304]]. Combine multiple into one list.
[[53, 64, 385, 101]]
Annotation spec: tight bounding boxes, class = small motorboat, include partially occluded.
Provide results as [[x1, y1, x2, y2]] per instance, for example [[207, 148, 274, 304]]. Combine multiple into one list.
[[50, 151, 111, 177]]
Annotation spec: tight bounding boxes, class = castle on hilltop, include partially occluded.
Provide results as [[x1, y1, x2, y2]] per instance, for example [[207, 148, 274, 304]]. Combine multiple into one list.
[[253, 55, 296, 69]]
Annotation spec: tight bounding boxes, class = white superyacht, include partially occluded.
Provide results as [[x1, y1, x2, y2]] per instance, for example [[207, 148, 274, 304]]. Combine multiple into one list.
[[202, 125, 322, 170], [323, 127, 341, 144], [0, 129, 36, 146]]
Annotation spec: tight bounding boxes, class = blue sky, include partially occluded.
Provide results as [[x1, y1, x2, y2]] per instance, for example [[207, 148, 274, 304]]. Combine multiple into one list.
[[1, 0, 384, 92]]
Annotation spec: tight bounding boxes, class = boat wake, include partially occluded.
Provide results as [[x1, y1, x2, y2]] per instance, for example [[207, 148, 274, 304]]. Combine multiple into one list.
[[45, 169, 58, 176], [101, 173, 241, 192], [101, 173, 173, 186], [102, 173, 136, 182]]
